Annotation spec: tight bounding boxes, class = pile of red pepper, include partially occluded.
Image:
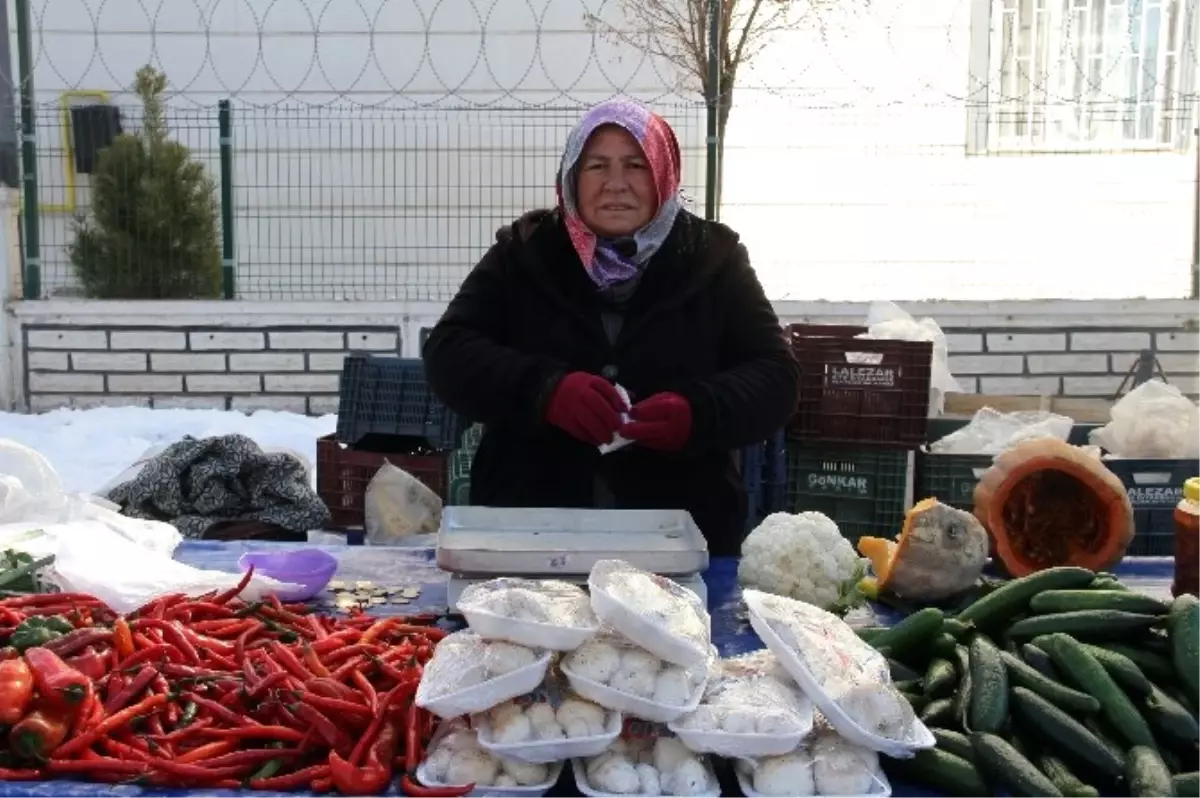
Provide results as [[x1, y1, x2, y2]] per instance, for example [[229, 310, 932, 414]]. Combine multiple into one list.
[[0, 568, 471, 796]]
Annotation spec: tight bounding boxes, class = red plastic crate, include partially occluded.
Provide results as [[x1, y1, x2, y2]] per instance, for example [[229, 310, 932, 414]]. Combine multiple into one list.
[[786, 323, 933, 448], [316, 435, 449, 530]]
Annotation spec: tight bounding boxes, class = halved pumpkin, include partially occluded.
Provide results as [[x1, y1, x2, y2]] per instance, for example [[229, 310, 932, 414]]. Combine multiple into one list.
[[973, 438, 1133, 578], [857, 498, 990, 601]]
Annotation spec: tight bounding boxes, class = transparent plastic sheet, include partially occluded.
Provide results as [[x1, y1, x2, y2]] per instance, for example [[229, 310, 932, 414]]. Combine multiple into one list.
[[573, 724, 720, 797], [588, 560, 711, 669], [1090, 379, 1200, 459], [737, 512, 867, 613], [734, 721, 892, 797], [856, 300, 961, 416], [418, 718, 564, 796], [743, 590, 933, 756], [928, 407, 1075, 455], [364, 460, 444, 544], [560, 634, 712, 724], [668, 649, 814, 758], [473, 680, 622, 763], [458, 577, 600, 651], [415, 630, 553, 718]]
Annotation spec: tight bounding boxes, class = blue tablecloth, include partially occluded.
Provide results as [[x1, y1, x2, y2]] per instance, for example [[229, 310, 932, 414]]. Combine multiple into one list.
[[0, 546, 1177, 797]]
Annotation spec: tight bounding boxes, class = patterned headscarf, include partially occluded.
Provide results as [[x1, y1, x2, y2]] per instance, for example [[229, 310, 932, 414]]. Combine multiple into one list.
[[556, 99, 683, 289]]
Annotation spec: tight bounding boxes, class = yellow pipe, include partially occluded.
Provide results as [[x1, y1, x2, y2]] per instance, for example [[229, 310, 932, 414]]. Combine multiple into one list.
[[38, 90, 111, 214]]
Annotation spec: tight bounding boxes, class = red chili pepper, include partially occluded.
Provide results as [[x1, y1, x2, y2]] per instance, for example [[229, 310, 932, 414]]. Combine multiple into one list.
[[401, 772, 474, 797], [307, 676, 363, 704], [132, 619, 201, 664], [311, 629, 362, 654], [352, 668, 379, 714], [303, 693, 372, 721], [0, 657, 35, 725], [104, 665, 158, 713], [0, 767, 43, 780], [330, 742, 392, 795], [10, 700, 77, 760], [250, 762, 330, 790], [212, 566, 255, 606], [1, 592, 101, 607], [47, 757, 148, 776], [303, 644, 331, 678], [64, 651, 107, 682], [268, 640, 312, 680], [45, 627, 113, 658], [199, 724, 306, 743], [117, 643, 183, 670], [24, 647, 90, 707], [54, 692, 167, 758], [293, 702, 353, 752], [404, 700, 421, 773], [330, 655, 367, 682], [325, 642, 387, 665], [185, 692, 262, 728], [174, 739, 236, 764]]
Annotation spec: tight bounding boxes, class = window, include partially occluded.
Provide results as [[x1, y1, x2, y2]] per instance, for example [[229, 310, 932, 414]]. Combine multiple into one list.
[[966, 0, 1199, 152]]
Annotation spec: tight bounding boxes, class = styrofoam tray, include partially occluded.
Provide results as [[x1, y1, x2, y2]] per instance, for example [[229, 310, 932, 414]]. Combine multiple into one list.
[[734, 760, 893, 797], [571, 756, 721, 798], [668, 720, 811, 759], [561, 661, 706, 724], [745, 600, 934, 757], [462, 605, 597, 652], [416, 650, 554, 719], [589, 564, 712, 669], [416, 721, 565, 798], [475, 707, 623, 763]]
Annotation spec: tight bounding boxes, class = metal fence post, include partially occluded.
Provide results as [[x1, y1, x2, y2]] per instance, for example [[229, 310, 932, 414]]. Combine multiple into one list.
[[703, 0, 721, 222], [218, 99, 235, 299], [14, 0, 39, 299]]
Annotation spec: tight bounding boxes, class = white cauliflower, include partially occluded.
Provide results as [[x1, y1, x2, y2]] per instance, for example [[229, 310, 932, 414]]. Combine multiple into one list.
[[636, 763, 662, 796], [812, 730, 880, 795], [610, 649, 660, 698], [482, 641, 538, 675], [738, 512, 868, 613], [837, 682, 915, 741], [527, 703, 566, 740], [488, 702, 533, 744], [664, 756, 710, 796], [423, 725, 480, 781], [677, 705, 723, 731], [757, 708, 806, 735], [493, 773, 519, 787], [588, 752, 642, 794], [557, 698, 608, 737], [753, 751, 816, 796], [565, 638, 622, 684], [720, 709, 758, 735], [445, 748, 499, 786], [651, 737, 692, 774], [652, 667, 693, 707], [500, 757, 549, 786]]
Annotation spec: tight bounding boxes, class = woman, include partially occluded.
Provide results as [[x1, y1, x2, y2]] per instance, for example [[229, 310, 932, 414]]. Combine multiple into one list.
[[423, 98, 799, 556]]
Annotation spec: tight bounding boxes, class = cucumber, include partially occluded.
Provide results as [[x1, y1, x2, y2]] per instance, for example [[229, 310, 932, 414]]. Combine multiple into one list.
[[1168, 595, 1200, 707], [885, 748, 988, 796], [899, 691, 928, 714], [943, 617, 975, 640], [1141, 683, 1200, 747], [1029, 589, 1170, 616], [1008, 686, 1125, 779], [952, 644, 973, 732], [1036, 752, 1100, 798], [968, 635, 1009, 734], [955, 566, 1095, 630], [1174, 772, 1200, 797], [1089, 575, 1129, 591], [1007, 610, 1161, 641], [1125, 745, 1175, 798], [932, 728, 977, 763], [1039, 633, 1158, 749], [923, 657, 957, 699], [920, 697, 955, 726], [1081, 644, 1154, 696], [931, 632, 958, 660], [888, 658, 922, 682], [1082, 716, 1127, 765], [970, 731, 1064, 797], [855, 626, 888, 642], [869, 607, 945, 657], [1096, 643, 1180, 686], [1021, 643, 1060, 679], [999, 650, 1100, 715], [894, 678, 922, 693]]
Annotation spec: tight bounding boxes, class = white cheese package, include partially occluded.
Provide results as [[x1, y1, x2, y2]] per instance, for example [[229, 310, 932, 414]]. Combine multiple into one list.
[[561, 633, 712, 724], [473, 680, 622, 764], [734, 723, 892, 797], [417, 718, 565, 797], [458, 577, 601, 651], [572, 723, 720, 797], [743, 590, 934, 757], [415, 630, 553, 719], [588, 559, 711, 669], [668, 649, 814, 758]]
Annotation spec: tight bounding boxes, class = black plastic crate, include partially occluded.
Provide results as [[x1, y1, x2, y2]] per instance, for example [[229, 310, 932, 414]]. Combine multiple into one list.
[[1104, 458, 1199, 556], [335, 355, 465, 451], [915, 451, 995, 512], [782, 443, 910, 545]]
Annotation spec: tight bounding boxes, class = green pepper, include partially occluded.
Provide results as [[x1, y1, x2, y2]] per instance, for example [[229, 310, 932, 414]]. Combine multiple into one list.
[[9, 616, 74, 653]]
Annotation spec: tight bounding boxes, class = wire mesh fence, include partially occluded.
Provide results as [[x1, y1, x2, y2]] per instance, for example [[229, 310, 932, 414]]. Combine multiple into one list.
[[9, 0, 1200, 301]]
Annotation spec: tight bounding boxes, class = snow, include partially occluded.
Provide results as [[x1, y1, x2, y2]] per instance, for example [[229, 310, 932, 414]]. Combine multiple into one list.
[[0, 407, 337, 494]]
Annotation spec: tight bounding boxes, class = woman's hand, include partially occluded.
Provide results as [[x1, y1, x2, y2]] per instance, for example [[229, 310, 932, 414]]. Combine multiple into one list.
[[544, 372, 627, 446], [619, 393, 692, 452]]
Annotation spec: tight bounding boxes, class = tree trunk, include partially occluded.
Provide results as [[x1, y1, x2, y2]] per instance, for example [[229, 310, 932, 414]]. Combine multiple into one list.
[[714, 85, 733, 217]]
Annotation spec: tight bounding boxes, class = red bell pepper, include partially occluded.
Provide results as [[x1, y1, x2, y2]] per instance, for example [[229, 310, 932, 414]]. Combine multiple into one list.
[[24, 647, 90, 707], [65, 650, 108, 682], [10, 700, 75, 760], [0, 657, 35, 724]]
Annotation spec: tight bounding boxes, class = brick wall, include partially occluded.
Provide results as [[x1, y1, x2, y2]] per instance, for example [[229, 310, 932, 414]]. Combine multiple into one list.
[[22, 325, 400, 414]]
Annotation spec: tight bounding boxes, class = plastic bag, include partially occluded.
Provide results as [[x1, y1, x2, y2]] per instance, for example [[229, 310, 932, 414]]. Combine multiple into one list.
[[418, 718, 563, 794], [561, 633, 711, 723], [574, 725, 719, 797], [364, 460, 443, 545], [416, 630, 552, 719], [734, 721, 891, 797], [588, 560, 712, 669], [599, 385, 634, 455], [474, 682, 621, 763], [1090, 379, 1200, 459], [744, 590, 932, 756], [858, 301, 960, 416], [928, 407, 1075, 455], [457, 577, 600, 651], [669, 649, 814, 758]]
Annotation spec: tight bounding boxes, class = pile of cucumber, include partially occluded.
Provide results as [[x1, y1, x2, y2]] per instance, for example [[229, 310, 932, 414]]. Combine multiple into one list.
[[856, 566, 1199, 797]]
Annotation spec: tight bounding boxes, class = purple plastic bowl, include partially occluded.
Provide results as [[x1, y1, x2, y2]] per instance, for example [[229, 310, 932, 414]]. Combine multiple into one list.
[[237, 549, 339, 602]]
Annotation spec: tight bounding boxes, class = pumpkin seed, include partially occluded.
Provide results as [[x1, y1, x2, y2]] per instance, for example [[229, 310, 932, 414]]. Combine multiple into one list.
[[328, 580, 347, 591], [354, 581, 373, 590], [391, 596, 411, 605], [401, 587, 420, 599]]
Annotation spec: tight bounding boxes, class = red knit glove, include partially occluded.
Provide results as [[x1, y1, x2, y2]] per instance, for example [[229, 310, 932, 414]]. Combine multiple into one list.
[[544, 372, 626, 446], [619, 392, 692, 452]]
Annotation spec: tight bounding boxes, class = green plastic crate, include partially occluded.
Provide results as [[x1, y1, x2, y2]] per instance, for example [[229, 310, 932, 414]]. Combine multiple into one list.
[[915, 451, 995, 512], [782, 443, 910, 545]]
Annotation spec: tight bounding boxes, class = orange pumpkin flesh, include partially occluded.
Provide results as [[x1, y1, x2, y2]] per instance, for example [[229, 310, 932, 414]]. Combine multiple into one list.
[[973, 438, 1133, 578]]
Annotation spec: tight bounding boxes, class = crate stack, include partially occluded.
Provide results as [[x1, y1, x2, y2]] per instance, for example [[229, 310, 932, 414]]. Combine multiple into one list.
[[317, 354, 466, 537], [775, 324, 934, 546]]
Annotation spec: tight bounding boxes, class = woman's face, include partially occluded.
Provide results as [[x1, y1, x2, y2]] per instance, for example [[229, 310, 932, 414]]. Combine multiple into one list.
[[576, 125, 657, 238]]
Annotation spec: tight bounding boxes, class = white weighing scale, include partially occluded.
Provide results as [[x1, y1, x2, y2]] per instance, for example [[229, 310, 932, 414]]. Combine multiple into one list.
[[436, 507, 710, 610]]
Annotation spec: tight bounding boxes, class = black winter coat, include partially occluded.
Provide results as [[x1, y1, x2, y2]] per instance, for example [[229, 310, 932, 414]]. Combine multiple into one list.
[[422, 209, 800, 556]]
